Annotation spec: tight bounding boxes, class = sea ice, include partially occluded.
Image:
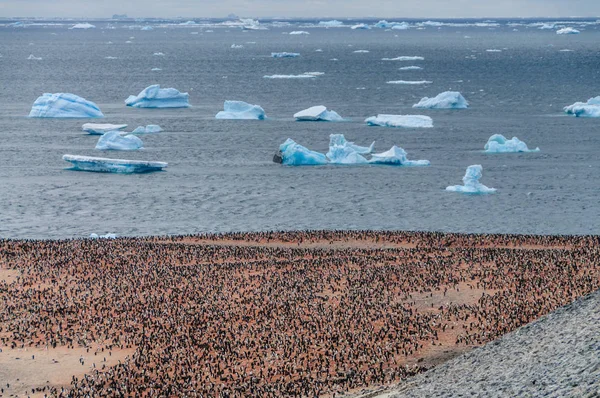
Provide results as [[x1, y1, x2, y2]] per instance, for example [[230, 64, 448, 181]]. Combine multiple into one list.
[[382, 56, 424, 61], [326, 145, 369, 164], [82, 123, 127, 135], [369, 146, 430, 166], [289, 31, 309, 35], [95, 131, 143, 151], [27, 54, 42, 60], [293, 105, 343, 121], [391, 23, 410, 30], [275, 139, 328, 165], [132, 125, 162, 134], [263, 74, 316, 79], [70, 23, 96, 29], [446, 165, 496, 194], [353, 50, 369, 53], [329, 134, 374, 154], [556, 27, 580, 35], [564, 96, 600, 117], [141, 26, 153, 31], [365, 114, 433, 128], [153, 52, 165, 56], [413, 91, 469, 109], [319, 20, 344, 27], [484, 134, 540, 153], [271, 52, 300, 58], [29, 93, 104, 118], [387, 80, 432, 85], [399, 66, 422, 70], [90, 233, 117, 239], [125, 85, 190, 108], [351, 24, 371, 30], [63, 154, 167, 173], [215, 101, 266, 120], [151, 68, 162, 71], [231, 44, 244, 48]]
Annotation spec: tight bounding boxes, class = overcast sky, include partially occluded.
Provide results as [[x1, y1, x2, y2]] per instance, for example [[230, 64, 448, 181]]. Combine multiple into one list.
[[1, 0, 599, 18]]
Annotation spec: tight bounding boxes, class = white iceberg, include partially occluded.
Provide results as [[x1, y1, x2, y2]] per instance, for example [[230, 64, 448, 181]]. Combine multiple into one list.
[[215, 101, 266, 120], [319, 20, 344, 27], [446, 165, 496, 194], [271, 52, 300, 58], [263, 74, 316, 79], [353, 50, 369, 53], [29, 93, 104, 118], [95, 131, 143, 151], [132, 125, 162, 134], [413, 91, 469, 109], [293, 105, 343, 121], [484, 134, 540, 153], [369, 146, 430, 166], [151, 68, 162, 71], [556, 27, 580, 35], [327, 145, 369, 164], [153, 52, 165, 56], [275, 139, 328, 166], [365, 114, 433, 128], [231, 44, 244, 48], [382, 56, 424, 61], [70, 23, 96, 29], [374, 20, 394, 28], [351, 24, 371, 30], [391, 23, 410, 30], [399, 66, 422, 70], [63, 154, 167, 173], [82, 123, 127, 135], [27, 54, 42, 60], [90, 233, 117, 239], [289, 31, 309, 35], [141, 26, 153, 31], [125, 85, 190, 108], [387, 80, 432, 85], [564, 96, 600, 117], [329, 134, 374, 154]]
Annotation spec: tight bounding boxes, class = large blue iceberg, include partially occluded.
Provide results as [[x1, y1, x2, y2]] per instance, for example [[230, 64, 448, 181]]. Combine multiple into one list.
[[294, 105, 343, 121], [564, 96, 600, 118], [365, 114, 433, 128], [484, 134, 539, 153], [82, 123, 128, 135], [29, 93, 104, 118], [125, 85, 190, 108], [369, 146, 430, 166], [63, 154, 167, 173], [275, 139, 328, 166], [215, 101, 266, 120], [329, 134, 374, 154], [95, 131, 144, 151], [413, 91, 469, 109], [446, 165, 496, 194]]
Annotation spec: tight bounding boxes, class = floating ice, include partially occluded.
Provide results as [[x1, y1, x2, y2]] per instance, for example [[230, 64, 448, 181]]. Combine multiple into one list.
[[382, 56, 424, 61], [564, 96, 600, 117], [413, 91, 469, 109], [27, 54, 42, 60], [369, 146, 430, 166], [125, 85, 190, 108], [95, 131, 143, 151], [231, 44, 244, 48], [294, 105, 343, 121], [179, 21, 199, 26], [365, 114, 433, 128], [486, 49, 502, 52], [82, 123, 127, 135], [216, 101, 266, 120], [105, 56, 118, 59], [329, 134, 374, 154], [271, 52, 300, 58], [391, 23, 410, 30], [556, 27, 580, 35], [374, 20, 394, 28], [353, 50, 369, 53], [141, 26, 153, 31], [263, 74, 316, 79], [446, 165, 496, 194], [63, 154, 167, 173], [303, 72, 325, 76], [319, 20, 344, 27], [151, 68, 162, 71], [399, 66, 422, 70], [484, 134, 540, 153], [327, 144, 369, 164], [70, 23, 96, 29], [275, 139, 328, 165], [90, 233, 117, 239], [351, 24, 371, 30], [387, 80, 432, 85], [289, 31, 309, 35], [153, 52, 165, 56], [132, 125, 162, 134], [29, 93, 104, 118]]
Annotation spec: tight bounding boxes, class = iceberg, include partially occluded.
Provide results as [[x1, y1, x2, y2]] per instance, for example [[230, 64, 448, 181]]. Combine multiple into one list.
[[351, 24, 370, 30], [446, 165, 496, 194], [293, 105, 343, 121], [153, 52, 165, 56], [215, 100, 266, 120], [29, 93, 104, 118], [353, 50, 369, 53], [95, 131, 143, 151], [63, 154, 167, 173], [289, 31, 309, 35], [141, 26, 153, 31], [399, 66, 422, 70], [125, 85, 190, 108], [556, 27, 580, 35], [326, 144, 369, 164], [413, 91, 469, 109], [374, 20, 394, 28], [151, 68, 162, 71], [27, 54, 42, 60], [329, 134, 374, 154], [271, 52, 300, 58], [263, 74, 316, 79], [387, 80, 432, 85], [564, 96, 600, 117], [318, 20, 344, 27], [82, 123, 127, 135], [70, 23, 96, 29], [231, 44, 244, 48], [90, 233, 117, 239], [274, 139, 328, 166], [382, 56, 424, 61], [365, 114, 433, 128], [391, 23, 410, 30], [484, 134, 540, 153], [132, 125, 162, 134], [369, 146, 430, 166]]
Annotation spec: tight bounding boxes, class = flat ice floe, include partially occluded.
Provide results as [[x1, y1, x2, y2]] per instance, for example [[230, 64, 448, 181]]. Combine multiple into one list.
[[564, 96, 600, 117], [271, 52, 300, 58], [382, 56, 424, 61], [63, 154, 167, 173], [132, 125, 162, 134], [29, 93, 104, 118], [369, 146, 430, 166], [289, 31, 309, 35], [216, 100, 266, 120], [484, 134, 540, 153], [294, 105, 343, 121], [413, 91, 469, 109], [399, 66, 423, 70], [263, 74, 317, 79], [387, 80, 432, 85], [70, 23, 96, 29], [446, 165, 496, 194], [365, 114, 433, 128], [556, 27, 580, 34], [95, 131, 143, 151], [125, 85, 190, 108], [82, 123, 127, 135], [274, 139, 328, 166]]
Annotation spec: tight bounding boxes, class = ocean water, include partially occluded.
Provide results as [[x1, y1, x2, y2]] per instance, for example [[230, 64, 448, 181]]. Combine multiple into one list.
[[0, 19, 599, 239]]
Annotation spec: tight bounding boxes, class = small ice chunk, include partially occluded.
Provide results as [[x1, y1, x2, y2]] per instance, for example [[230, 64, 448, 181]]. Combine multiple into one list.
[[351, 24, 371, 30], [275, 139, 327, 165], [82, 123, 127, 135], [141, 26, 153, 31], [125, 85, 190, 108], [391, 23, 410, 30], [27, 54, 42, 60], [446, 165, 496, 194], [353, 50, 369, 53], [399, 66, 422, 70], [63, 154, 167, 173], [319, 20, 344, 27], [365, 114, 433, 128], [95, 131, 143, 151], [29, 93, 104, 118], [153, 52, 165, 56], [289, 31, 310, 35], [105, 56, 118, 59], [90, 233, 117, 239], [413, 91, 469, 109], [387, 80, 432, 85], [369, 146, 430, 166], [382, 56, 424, 61], [271, 52, 300, 58], [294, 105, 343, 121], [327, 145, 369, 164], [231, 44, 244, 48], [556, 27, 580, 35], [329, 134, 374, 154], [70, 23, 96, 29], [263, 74, 316, 79], [132, 125, 162, 134], [564, 96, 600, 117], [486, 49, 502, 52], [216, 101, 266, 120], [151, 67, 162, 71], [484, 134, 540, 153]]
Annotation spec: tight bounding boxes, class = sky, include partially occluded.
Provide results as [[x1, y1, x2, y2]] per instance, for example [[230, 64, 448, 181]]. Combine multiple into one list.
[[1, 0, 599, 19]]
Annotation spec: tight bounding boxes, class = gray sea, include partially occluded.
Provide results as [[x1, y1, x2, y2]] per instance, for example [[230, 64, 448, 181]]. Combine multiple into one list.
[[1, 18, 599, 239]]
